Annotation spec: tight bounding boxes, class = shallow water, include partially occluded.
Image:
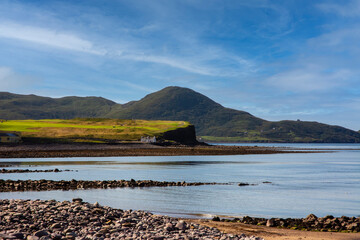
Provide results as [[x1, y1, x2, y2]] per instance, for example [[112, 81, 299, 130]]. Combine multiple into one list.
[[1, 143, 360, 219]]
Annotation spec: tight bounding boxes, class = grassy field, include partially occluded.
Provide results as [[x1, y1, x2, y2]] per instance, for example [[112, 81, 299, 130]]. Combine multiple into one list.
[[0, 118, 189, 143]]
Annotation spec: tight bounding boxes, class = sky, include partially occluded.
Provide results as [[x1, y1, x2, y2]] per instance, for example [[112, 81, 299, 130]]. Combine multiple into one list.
[[0, 0, 359, 131]]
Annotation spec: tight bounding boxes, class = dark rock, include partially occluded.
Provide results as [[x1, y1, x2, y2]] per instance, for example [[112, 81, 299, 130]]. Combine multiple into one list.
[[212, 216, 220, 221], [10, 233, 24, 239], [164, 223, 174, 231], [238, 183, 250, 186], [33, 231, 49, 238], [72, 198, 83, 203], [266, 219, 275, 227]]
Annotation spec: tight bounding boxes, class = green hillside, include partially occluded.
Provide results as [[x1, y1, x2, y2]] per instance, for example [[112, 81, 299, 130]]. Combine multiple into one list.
[[0, 92, 116, 119], [1, 87, 360, 143], [105, 87, 266, 137], [0, 119, 189, 143], [106, 87, 360, 143]]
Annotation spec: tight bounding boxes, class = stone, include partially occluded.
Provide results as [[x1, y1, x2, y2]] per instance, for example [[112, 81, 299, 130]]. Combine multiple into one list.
[[238, 183, 250, 186], [50, 223, 61, 229], [72, 198, 83, 203], [0, 234, 17, 239], [175, 220, 186, 230], [65, 232, 76, 239], [164, 223, 174, 231], [33, 231, 49, 238], [10, 233, 24, 239], [26, 236, 39, 240], [304, 214, 318, 222], [266, 219, 275, 227], [0, 199, 265, 240]]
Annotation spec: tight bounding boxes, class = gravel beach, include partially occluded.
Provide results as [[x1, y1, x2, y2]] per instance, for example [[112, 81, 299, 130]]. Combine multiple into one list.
[[0, 199, 263, 240]]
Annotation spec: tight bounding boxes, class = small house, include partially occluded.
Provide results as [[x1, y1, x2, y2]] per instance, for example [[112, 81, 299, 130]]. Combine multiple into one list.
[[0, 132, 21, 143], [140, 136, 156, 143]]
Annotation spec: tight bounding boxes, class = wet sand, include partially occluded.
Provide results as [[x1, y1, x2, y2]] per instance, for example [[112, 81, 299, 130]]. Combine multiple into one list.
[[0, 143, 311, 158], [188, 219, 360, 240]]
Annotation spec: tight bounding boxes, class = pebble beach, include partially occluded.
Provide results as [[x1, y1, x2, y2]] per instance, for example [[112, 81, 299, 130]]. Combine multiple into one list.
[[0, 199, 263, 240]]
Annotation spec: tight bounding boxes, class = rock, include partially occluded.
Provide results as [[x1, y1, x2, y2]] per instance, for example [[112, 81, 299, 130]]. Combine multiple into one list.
[[212, 216, 220, 221], [346, 222, 359, 231], [39, 237, 51, 240], [10, 233, 24, 239], [72, 198, 83, 203], [304, 214, 318, 222], [175, 220, 186, 230], [266, 219, 275, 227], [65, 232, 76, 239], [33, 231, 49, 238], [164, 223, 174, 231], [26, 236, 39, 240], [0, 199, 264, 240], [50, 223, 61, 229], [50, 234, 62, 240], [0, 234, 17, 239], [238, 183, 250, 186]]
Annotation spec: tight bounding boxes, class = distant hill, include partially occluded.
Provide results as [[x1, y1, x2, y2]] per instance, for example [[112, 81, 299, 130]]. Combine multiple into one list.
[[1, 87, 360, 143], [0, 92, 116, 119]]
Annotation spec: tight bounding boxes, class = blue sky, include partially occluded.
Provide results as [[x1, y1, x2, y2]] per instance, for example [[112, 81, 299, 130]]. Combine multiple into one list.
[[0, 0, 359, 131]]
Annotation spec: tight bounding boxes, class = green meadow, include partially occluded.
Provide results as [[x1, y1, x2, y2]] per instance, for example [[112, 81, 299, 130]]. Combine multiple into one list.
[[0, 118, 189, 143]]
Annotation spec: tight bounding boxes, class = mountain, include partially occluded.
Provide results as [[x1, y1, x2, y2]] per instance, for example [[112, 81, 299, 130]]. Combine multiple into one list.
[[105, 87, 265, 137], [1, 87, 360, 143], [105, 87, 360, 143]]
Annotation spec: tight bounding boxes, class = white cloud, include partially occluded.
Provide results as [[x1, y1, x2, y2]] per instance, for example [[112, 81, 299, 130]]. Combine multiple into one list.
[[266, 66, 352, 92], [0, 21, 255, 77], [317, 0, 360, 17], [0, 22, 105, 55]]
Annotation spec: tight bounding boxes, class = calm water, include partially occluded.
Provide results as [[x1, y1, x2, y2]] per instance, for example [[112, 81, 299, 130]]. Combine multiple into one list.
[[1, 143, 360, 219]]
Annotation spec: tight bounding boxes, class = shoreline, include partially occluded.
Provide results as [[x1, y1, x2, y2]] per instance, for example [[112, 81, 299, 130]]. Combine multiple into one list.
[[1, 198, 359, 240], [187, 219, 360, 240], [0, 143, 318, 158], [0, 198, 262, 240]]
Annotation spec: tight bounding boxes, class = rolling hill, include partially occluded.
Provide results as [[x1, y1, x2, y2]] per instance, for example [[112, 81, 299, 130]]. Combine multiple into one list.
[[1, 87, 360, 143], [0, 92, 116, 119]]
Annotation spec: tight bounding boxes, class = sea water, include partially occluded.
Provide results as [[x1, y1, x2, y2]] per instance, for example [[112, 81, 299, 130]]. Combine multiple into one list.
[[1, 143, 359, 219]]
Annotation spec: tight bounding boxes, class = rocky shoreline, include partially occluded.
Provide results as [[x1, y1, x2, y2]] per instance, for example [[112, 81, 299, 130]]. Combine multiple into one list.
[[1, 169, 72, 174], [0, 179, 223, 192], [0, 143, 307, 158], [212, 214, 360, 233], [0, 199, 263, 240]]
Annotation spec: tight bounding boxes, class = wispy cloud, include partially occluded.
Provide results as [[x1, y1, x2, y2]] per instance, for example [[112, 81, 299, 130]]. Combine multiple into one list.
[[317, 0, 360, 17], [0, 22, 104, 55], [266, 66, 353, 92], [0, 20, 256, 77]]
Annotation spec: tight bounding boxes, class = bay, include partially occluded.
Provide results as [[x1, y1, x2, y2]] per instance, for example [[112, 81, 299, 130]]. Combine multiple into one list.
[[1, 143, 360, 219]]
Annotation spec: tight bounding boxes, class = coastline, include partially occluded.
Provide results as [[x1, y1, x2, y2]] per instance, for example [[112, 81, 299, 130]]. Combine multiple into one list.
[[1, 198, 359, 240], [187, 219, 360, 240], [0, 143, 317, 158]]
